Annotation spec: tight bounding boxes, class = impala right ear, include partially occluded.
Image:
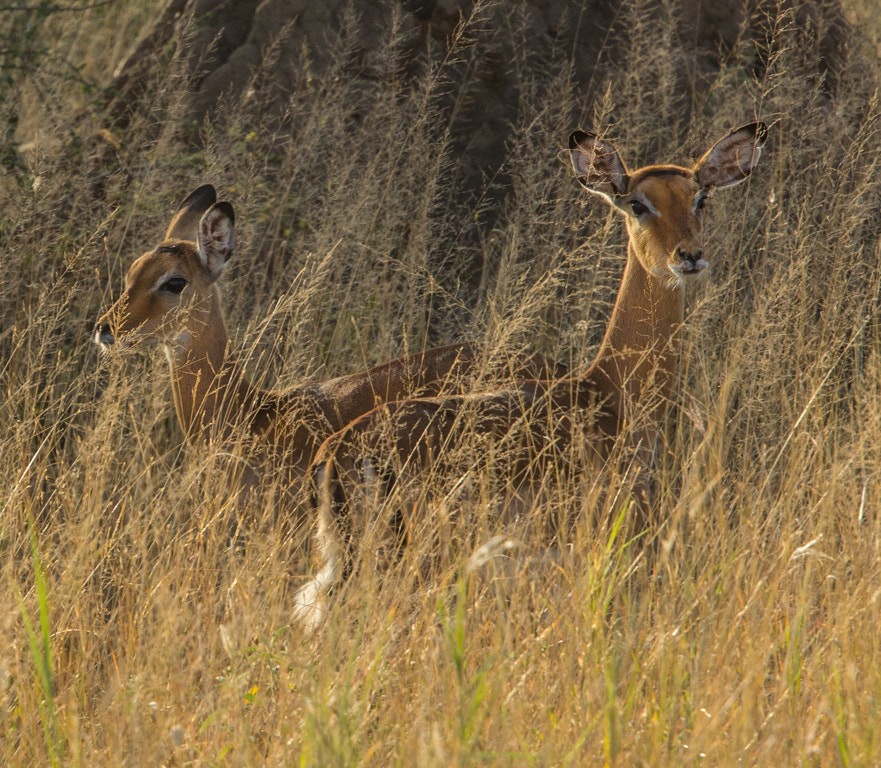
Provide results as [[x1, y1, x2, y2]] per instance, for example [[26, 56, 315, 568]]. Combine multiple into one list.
[[165, 184, 218, 241], [197, 202, 235, 279], [569, 130, 629, 202], [693, 122, 768, 190]]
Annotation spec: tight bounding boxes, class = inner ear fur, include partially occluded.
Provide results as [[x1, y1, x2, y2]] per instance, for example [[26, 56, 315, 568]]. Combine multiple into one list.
[[694, 122, 768, 190], [197, 202, 235, 278], [569, 130, 629, 202]]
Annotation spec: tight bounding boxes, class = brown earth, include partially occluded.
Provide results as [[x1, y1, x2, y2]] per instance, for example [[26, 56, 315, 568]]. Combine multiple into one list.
[[102, 0, 852, 200]]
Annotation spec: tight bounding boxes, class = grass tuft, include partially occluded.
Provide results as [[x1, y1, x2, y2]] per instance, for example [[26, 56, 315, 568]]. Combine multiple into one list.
[[2, 0, 881, 764]]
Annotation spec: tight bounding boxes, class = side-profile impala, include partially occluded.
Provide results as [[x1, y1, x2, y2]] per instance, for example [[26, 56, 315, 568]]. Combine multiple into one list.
[[94, 185, 565, 492], [296, 122, 767, 628]]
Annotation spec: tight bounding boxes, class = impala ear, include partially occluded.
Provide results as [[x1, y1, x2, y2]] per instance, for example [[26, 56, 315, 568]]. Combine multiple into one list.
[[693, 123, 767, 190], [197, 202, 235, 279], [165, 184, 217, 241], [569, 130, 629, 203]]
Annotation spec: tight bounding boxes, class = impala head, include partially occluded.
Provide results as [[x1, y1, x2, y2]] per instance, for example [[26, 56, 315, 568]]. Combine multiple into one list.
[[94, 184, 236, 351], [570, 122, 767, 286]]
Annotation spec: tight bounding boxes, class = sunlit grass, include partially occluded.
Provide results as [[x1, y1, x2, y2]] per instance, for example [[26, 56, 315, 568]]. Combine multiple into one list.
[[2, 0, 881, 765]]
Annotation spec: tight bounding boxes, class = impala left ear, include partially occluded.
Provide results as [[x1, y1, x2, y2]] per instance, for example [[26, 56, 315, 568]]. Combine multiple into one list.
[[693, 122, 768, 190], [569, 130, 630, 203], [166, 184, 217, 241], [197, 202, 235, 280]]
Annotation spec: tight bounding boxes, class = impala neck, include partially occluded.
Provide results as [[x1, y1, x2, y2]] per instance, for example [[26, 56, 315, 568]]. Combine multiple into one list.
[[164, 289, 249, 442], [588, 242, 685, 425]]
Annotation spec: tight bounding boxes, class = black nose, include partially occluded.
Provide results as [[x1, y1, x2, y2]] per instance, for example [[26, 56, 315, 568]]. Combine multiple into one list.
[[677, 248, 703, 267], [95, 322, 115, 346]]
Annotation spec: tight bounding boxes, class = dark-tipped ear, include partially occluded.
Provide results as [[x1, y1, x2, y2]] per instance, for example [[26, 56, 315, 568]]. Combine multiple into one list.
[[197, 202, 235, 279], [569, 130, 629, 203], [165, 184, 217, 241], [693, 123, 767, 190]]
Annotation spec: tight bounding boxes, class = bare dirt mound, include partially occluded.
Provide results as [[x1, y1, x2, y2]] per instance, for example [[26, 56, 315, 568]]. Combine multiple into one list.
[[103, 0, 852, 199]]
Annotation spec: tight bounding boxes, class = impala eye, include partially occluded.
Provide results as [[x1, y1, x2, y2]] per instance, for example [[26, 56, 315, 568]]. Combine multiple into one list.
[[162, 277, 188, 295], [629, 200, 649, 217], [695, 193, 709, 212]]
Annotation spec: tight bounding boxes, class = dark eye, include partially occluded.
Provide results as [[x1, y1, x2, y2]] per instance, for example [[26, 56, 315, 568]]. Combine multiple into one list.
[[695, 193, 709, 212], [162, 277, 188, 295], [629, 200, 649, 217]]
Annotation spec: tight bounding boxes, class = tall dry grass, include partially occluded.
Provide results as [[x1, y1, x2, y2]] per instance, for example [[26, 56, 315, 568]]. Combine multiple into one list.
[[2, 0, 881, 765]]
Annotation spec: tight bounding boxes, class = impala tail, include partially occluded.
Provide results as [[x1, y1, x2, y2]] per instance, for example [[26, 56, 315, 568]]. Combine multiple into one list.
[[294, 447, 399, 633]]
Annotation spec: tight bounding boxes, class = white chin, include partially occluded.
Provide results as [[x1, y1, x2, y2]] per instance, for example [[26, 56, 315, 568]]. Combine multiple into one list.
[[670, 259, 708, 279]]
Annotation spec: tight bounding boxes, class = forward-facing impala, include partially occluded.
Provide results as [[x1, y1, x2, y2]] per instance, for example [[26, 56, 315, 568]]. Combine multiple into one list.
[[94, 185, 564, 491], [297, 123, 767, 628]]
